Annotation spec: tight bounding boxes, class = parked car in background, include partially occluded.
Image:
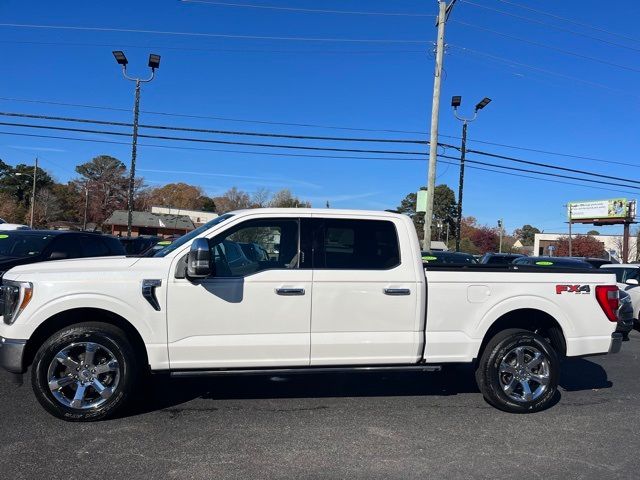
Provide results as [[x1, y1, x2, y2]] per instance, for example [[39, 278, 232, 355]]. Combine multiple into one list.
[[480, 253, 525, 265], [0, 230, 125, 279], [119, 235, 161, 256], [573, 257, 617, 268], [617, 290, 634, 340], [421, 251, 477, 264], [143, 238, 175, 257], [600, 264, 640, 326], [512, 256, 593, 269], [0, 223, 30, 231]]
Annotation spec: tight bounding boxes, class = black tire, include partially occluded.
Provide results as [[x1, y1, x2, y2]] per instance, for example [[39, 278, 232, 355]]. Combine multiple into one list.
[[476, 328, 559, 413], [31, 322, 139, 421]]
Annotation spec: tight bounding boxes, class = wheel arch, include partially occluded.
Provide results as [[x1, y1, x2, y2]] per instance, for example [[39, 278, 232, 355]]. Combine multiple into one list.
[[476, 308, 567, 363], [22, 308, 149, 372]]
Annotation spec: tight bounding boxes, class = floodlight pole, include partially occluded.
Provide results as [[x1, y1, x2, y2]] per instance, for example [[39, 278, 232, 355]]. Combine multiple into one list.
[[568, 204, 573, 257], [117, 58, 157, 238], [452, 98, 491, 252]]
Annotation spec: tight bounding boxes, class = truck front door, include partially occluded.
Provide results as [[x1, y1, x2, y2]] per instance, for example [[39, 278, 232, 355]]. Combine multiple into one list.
[[167, 216, 311, 369]]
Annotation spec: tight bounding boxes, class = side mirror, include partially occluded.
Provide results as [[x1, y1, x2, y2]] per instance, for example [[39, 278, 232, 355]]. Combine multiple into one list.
[[187, 238, 212, 278], [626, 278, 639, 286], [49, 251, 68, 260]]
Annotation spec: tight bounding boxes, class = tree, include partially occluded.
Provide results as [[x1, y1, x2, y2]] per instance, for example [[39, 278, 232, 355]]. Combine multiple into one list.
[[553, 235, 604, 257], [147, 182, 214, 210], [269, 189, 311, 208], [74, 155, 129, 226], [396, 184, 457, 241], [32, 188, 62, 227], [470, 226, 500, 254], [587, 230, 600, 235], [0, 161, 54, 207], [514, 224, 541, 246], [213, 187, 251, 213]]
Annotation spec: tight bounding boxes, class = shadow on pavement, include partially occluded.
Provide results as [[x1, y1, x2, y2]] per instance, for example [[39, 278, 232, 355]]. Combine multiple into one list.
[[559, 357, 612, 391], [130, 365, 478, 416], [127, 357, 610, 416]]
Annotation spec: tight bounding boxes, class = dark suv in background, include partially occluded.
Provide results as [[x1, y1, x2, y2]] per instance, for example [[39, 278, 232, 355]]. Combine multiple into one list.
[[480, 253, 525, 265], [0, 230, 125, 278]]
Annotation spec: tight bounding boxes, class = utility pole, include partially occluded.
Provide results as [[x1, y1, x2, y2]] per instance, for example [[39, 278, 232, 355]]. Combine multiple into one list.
[[423, 0, 451, 251], [112, 50, 161, 237], [451, 96, 492, 251], [29, 157, 37, 229], [498, 218, 503, 253]]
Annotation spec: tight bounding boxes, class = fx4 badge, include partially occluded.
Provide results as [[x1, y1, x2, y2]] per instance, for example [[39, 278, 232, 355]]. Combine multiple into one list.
[[556, 285, 591, 294]]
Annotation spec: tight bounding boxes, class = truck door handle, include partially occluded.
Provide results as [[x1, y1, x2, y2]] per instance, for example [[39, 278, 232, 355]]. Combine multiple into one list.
[[384, 288, 411, 296], [276, 288, 305, 296]]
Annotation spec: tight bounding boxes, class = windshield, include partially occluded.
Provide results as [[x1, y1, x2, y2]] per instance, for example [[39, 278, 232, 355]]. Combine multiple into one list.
[[153, 214, 234, 257], [0, 233, 54, 258]]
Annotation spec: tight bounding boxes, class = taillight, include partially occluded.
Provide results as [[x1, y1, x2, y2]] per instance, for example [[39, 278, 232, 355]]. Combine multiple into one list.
[[595, 285, 619, 322]]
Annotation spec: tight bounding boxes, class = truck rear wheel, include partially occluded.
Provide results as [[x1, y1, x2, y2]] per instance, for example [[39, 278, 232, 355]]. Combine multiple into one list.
[[31, 322, 138, 421], [476, 328, 559, 413]]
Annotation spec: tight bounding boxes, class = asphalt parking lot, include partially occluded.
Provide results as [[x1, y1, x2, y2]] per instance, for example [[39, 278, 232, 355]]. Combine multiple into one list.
[[2, 332, 640, 480]]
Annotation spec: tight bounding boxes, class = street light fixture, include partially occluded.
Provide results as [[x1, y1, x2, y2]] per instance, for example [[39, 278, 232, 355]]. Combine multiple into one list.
[[112, 50, 161, 237], [451, 95, 492, 252]]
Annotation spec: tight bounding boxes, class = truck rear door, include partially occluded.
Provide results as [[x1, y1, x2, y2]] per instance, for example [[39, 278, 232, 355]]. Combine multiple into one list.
[[308, 216, 423, 365]]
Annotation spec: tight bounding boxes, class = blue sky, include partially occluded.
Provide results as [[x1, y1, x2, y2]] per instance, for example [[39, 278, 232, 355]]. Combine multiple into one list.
[[0, 0, 638, 235]]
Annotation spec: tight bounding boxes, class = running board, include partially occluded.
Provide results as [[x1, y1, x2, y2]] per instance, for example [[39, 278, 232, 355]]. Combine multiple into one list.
[[170, 364, 442, 378]]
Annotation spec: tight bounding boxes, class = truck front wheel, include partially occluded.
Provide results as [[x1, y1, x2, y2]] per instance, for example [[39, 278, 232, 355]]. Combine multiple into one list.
[[31, 322, 139, 421], [476, 328, 559, 413]]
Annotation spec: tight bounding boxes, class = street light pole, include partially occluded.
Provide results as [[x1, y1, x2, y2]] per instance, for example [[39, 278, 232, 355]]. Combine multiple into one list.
[[451, 96, 492, 252], [112, 51, 161, 237]]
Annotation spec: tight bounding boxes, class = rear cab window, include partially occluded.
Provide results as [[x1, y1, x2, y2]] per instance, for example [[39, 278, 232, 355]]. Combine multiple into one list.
[[311, 218, 400, 270]]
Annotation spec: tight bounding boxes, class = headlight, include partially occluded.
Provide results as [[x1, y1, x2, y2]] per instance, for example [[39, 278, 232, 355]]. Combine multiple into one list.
[[2, 280, 33, 325]]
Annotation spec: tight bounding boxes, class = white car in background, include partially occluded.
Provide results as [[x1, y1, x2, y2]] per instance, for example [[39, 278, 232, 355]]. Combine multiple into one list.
[[0, 218, 30, 231], [601, 264, 640, 324]]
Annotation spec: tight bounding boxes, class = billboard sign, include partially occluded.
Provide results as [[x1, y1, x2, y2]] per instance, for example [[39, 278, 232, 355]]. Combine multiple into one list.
[[568, 199, 628, 220]]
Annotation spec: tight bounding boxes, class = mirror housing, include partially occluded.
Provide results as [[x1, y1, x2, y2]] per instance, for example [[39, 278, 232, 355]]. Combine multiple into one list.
[[187, 238, 212, 278], [626, 278, 639, 286], [49, 251, 68, 260]]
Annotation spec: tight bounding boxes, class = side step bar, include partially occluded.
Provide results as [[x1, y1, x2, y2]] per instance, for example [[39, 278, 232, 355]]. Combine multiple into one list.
[[170, 364, 442, 378]]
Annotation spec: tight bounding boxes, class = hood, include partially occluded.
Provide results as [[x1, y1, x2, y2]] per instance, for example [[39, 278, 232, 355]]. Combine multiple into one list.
[[5, 256, 141, 277]]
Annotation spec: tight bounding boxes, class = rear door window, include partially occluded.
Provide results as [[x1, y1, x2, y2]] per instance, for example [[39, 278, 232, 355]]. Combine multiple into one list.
[[80, 236, 111, 257], [313, 219, 400, 270]]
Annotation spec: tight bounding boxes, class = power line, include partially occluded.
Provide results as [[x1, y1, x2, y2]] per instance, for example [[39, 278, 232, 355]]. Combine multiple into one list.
[[448, 44, 640, 101], [452, 19, 640, 73], [0, 96, 428, 134], [2, 129, 638, 197], [181, 0, 435, 17], [0, 23, 430, 44], [460, 0, 640, 53], [0, 120, 431, 156], [1, 96, 636, 170], [2, 115, 636, 186], [496, 0, 640, 44], [0, 40, 427, 55], [466, 149, 640, 186], [0, 111, 434, 145]]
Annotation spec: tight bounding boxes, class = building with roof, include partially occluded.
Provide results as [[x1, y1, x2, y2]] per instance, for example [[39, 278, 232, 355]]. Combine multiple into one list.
[[151, 206, 218, 227], [534, 232, 637, 262], [104, 210, 195, 238]]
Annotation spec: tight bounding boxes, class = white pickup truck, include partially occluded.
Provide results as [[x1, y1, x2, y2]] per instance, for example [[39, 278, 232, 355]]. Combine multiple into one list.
[[0, 209, 622, 421]]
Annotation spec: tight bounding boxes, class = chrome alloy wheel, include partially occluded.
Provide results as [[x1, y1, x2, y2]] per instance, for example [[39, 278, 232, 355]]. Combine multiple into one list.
[[46, 342, 120, 410], [498, 346, 550, 403]]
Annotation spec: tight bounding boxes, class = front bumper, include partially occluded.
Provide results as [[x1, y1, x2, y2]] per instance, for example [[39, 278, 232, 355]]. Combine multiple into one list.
[[0, 337, 27, 374], [609, 333, 623, 354]]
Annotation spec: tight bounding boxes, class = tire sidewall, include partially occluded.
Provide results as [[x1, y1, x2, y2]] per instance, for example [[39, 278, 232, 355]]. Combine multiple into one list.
[[32, 324, 136, 421], [482, 331, 559, 413]]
